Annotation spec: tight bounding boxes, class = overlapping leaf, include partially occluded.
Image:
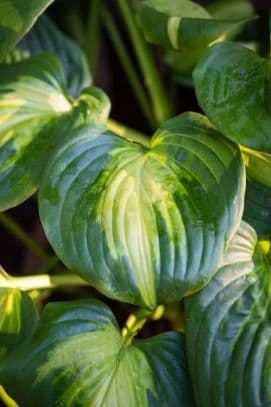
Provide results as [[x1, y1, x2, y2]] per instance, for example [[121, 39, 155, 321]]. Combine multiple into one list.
[[244, 179, 271, 237], [186, 221, 271, 406], [39, 112, 245, 309], [0, 268, 39, 361], [7, 15, 91, 99], [0, 53, 110, 211], [193, 41, 271, 152], [0, 299, 194, 407], [0, 0, 54, 61], [137, 0, 252, 51]]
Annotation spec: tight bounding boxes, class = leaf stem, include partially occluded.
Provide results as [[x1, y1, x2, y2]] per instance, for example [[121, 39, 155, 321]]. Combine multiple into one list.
[[107, 118, 151, 148], [0, 267, 89, 291], [121, 305, 164, 345], [101, 6, 155, 129], [117, 0, 173, 125], [86, 0, 102, 76], [0, 212, 48, 261], [0, 386, 18, 407]]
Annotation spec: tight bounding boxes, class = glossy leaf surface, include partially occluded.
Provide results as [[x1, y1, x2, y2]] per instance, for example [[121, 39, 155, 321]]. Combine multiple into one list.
[[9, 15, 91, 99], [0, 284, 39, 361], [194, 41, 271, 152], [137, 0, 250, 51], [186, 222, 271, 406], [0, 53, 110, 211], [0, 299, 194, 407], [39, 112, 245, 308], [0, 0, 54, 61]]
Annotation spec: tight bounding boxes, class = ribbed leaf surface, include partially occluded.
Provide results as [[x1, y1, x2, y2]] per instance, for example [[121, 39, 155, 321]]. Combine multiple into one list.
[[0, 0, 54, 61], [186, 222, 271, 406], [10, 14, 91, 99], [0, 54, 110, 211], [39, 112, 245, 308], [193, 41, 271, 152], [0, 299, 194, 407], [0, 286, 38, 361]]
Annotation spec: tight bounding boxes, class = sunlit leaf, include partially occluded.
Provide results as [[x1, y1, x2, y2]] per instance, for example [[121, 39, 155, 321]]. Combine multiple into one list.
[[0, 283, 39, 361], [0, 54, 110, 211], [39, 112, 245, 309], [7, 14, 91, 99], [186, 221, 271, 406], [0, 299, 194, 407], [0, 0, 54, 61], [193, 41, 271, 152]]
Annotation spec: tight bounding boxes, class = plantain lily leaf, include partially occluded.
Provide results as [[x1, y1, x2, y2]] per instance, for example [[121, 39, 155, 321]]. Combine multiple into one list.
[[0, 0, 54, 61], [186, 221, 271, 406], [0, 53, 110, 211], [207, 0, 255, 20], [7, 15, 91, 99], [244, 179, 271, 237], [0, 299, 194, 407], [136, 0, 252, 51], [193, 41, 271, 152], [0, 272, 39, 361], [39, 112, 245, 309], [241, 146, 271, 188]]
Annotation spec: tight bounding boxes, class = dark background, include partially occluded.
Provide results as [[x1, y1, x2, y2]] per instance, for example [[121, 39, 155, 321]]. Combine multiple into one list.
[[1, 0, 270, 331]]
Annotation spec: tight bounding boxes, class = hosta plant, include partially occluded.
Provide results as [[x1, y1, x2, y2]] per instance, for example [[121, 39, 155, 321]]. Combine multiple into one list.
[[0, 0, 270, 406]]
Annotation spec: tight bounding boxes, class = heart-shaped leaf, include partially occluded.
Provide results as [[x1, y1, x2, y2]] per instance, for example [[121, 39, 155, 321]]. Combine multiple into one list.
[[186, 221, 271, 406], [241, 146, 271, 188], [7, 14, 91, 99], [0, 268, 39, 361], [39, 112, 245, 309], [0, 299, 194, 407], [193, 41, 271, 152], [0, 0, 54, 61], [137, 0, 252, 51], [0, 53, 110, 211]]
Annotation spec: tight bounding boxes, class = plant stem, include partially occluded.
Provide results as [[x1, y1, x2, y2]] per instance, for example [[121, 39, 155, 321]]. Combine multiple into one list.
[[0, 269, 89, 291], [107, 118, 151, 148], [86, 0, 102, 76], [101, 7, 155, 129], [121, 305, 164, 345], [0, 386, 18, 407], [117, 0, 173, 125], [0, 213, 48, 261]]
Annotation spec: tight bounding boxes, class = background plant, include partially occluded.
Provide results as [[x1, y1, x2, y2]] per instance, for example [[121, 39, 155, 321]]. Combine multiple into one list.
[[0, 0, 270, 406]]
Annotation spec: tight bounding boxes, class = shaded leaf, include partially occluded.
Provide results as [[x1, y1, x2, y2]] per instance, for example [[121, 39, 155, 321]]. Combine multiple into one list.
[[186, 221, 271, 406], [137, 0, 252, 51], [39, 112, 245, 309], [0, 299, 194, 407], [0, 53, 110, 211], [193, 41, 271, 152], [7, 14, 91, 99], [0, 0, 54, 61], [244, 179, 271, 237]]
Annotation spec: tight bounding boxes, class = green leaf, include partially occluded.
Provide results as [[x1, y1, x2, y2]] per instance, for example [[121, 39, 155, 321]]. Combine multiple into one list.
[[0, 0, 54, 61], [186, 221, 271, 406], [241, 146, 271, 188], [136, 0, 251, 51], [0, 272, 39, 361], [0, 299, 194, 407], [0, 53, 110, 211], [39, 112, 245, 309], [244, 179, 271, 237], [7, 15, 91, 99], [193, 41, 271, 152]]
